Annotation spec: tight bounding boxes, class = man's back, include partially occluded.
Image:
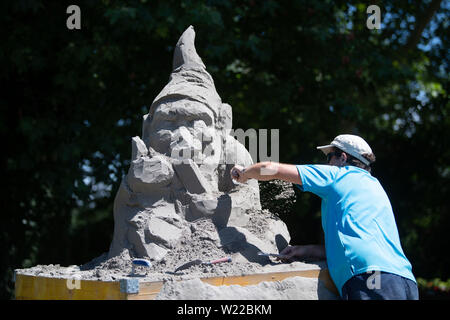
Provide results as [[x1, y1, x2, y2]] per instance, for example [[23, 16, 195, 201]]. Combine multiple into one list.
[[295, 164, 415, 296]]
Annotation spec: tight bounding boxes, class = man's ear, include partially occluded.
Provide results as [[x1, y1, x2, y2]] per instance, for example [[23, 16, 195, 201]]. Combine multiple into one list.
[[340, 152, 348, 165]]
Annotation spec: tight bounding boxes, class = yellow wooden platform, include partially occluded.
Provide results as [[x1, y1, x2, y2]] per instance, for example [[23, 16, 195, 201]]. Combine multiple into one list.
[[15, 268, 338, 300]]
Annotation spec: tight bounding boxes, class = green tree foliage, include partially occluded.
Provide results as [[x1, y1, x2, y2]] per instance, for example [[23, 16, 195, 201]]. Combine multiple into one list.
[[1, 0, 448, 298]]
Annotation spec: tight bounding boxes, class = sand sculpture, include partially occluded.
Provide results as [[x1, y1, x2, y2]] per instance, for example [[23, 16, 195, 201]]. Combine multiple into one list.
[[15, 26, 338, 300], [107, 26, 290, 264]]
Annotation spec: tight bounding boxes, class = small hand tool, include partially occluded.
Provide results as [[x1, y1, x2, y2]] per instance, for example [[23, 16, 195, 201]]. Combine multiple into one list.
[[174, 257, 232, 273], [131, 258, 152, 275], [257, 251, 288, 259]]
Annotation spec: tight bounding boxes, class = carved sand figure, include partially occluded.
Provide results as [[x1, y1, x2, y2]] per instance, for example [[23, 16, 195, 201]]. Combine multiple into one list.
[[107, 26, 290, 265], [14, 26, 338, 300]]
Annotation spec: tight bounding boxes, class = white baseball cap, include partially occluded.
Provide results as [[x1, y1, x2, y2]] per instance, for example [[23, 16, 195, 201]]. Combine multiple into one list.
[[317, 134, 373, 165]]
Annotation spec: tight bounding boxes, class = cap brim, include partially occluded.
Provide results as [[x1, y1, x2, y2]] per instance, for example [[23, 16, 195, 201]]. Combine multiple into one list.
[[316, 145, 334, 155]]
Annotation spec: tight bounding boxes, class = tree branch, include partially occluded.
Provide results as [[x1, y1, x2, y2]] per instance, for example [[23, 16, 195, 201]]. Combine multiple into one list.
[[405, 0, 443, 50]]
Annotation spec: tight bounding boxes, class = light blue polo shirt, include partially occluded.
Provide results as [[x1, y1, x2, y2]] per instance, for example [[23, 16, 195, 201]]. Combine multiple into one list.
[[295, 164, 416, 296]]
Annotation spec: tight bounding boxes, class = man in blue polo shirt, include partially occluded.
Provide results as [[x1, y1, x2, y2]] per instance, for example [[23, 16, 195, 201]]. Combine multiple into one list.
[[230, 134, 418, 300]]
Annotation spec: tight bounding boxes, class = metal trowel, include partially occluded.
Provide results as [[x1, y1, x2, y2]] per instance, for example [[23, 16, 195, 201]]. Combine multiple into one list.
[[257, 251, 288, 259], [174, 257, 232, 273], [231, 167, 244, 185]]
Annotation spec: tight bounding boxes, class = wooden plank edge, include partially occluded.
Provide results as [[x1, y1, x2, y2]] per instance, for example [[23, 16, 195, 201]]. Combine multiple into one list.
[[15, 273, 124, 300], [133, 268, 338, 299], [15, 268, 338, 300]]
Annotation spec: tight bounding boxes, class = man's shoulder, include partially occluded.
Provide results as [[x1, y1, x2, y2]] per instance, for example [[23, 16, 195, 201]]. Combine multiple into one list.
[[296, 164, 373, 185], [296, 164, 340, 187], [297, 164, 340, 172], [339, 165, 372, 176]]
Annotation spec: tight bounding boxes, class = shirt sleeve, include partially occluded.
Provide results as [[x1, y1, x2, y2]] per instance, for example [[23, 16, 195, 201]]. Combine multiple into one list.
[[295, 164, 338, 198]]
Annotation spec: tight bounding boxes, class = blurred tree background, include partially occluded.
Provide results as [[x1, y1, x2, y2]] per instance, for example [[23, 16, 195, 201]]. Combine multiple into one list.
[[1, 0, 448, 299]]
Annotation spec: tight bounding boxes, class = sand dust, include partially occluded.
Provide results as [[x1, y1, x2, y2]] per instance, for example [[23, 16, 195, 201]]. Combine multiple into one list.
[[16, 211, 327, 283], [15, 211, 339, 299], [155, 277, 338, 300]]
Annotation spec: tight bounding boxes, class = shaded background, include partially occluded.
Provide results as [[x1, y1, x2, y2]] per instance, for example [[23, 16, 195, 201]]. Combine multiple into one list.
[[1, 0, 448, 299]]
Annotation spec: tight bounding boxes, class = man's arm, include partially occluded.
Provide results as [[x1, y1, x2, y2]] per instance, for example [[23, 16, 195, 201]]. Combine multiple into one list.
[[231, 162, 302, 185], [279, 245, 326, 261]]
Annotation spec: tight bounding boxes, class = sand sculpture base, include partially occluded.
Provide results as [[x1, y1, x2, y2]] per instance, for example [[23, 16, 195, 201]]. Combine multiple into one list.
[[15, 267, 338, 300]]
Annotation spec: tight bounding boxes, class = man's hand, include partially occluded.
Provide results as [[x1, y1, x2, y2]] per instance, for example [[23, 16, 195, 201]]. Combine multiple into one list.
[[230, 165, 248, 183], [278, 245, 326, 262], [277, 245, 307, 262]]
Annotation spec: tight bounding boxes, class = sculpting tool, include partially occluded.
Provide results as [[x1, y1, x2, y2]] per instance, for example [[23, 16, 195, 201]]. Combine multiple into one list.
[[131, 258, 152, 275], [231, 167, 244, 185], [257, 251, 288, 259], [174, 257, 232, 273]]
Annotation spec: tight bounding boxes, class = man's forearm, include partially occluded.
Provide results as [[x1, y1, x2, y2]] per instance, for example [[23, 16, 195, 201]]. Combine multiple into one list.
[[242, 162, 278, 181], [239, 162, 302, 185], [303, 245, 326, 260]]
